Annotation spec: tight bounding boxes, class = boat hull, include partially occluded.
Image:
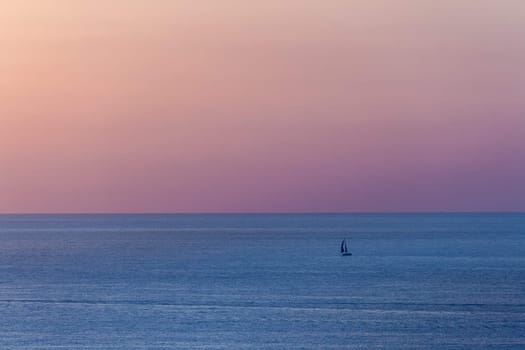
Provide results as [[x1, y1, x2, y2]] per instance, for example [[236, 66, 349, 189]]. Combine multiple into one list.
[[341, 252, 352, 256]]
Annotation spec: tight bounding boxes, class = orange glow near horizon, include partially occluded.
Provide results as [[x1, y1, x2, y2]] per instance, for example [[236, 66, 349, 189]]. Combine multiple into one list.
[[1, 1, 525, 212]]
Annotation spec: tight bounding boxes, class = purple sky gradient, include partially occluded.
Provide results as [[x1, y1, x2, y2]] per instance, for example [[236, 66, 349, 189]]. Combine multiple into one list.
[[1, 1, 524, 212]]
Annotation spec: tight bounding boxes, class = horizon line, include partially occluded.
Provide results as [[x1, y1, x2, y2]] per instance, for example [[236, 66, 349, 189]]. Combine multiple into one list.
[[1, 211, 524, 215]]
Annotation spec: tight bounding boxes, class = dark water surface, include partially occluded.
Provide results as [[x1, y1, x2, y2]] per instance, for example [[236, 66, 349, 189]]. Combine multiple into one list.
[[0, 213, 524, 349]]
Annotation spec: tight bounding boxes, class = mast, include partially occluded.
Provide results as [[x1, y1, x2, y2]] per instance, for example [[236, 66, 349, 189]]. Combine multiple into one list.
[[340, 239, 345, 253]]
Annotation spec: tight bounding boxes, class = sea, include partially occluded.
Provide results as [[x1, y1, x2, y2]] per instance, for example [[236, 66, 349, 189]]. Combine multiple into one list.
[[0, 213, 524, 349]]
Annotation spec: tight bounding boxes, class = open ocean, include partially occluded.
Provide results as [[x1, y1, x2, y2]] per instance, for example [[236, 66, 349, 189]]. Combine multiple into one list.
[[0, 213, 524, 349]]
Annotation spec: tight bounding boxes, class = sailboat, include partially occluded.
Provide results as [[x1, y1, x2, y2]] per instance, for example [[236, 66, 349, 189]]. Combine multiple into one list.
[[340, 239, 352, 256]]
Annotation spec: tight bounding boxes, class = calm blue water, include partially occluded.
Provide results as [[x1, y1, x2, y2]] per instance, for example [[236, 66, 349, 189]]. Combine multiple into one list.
[[0, 213, 524, 349]]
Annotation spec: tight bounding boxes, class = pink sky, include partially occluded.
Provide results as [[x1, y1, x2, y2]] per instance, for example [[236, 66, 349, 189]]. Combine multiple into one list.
[[1, 1, 524, 213]]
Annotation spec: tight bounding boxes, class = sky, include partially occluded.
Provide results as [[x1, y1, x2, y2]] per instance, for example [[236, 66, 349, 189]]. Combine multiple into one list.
[[1, 0, 524, 213]]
